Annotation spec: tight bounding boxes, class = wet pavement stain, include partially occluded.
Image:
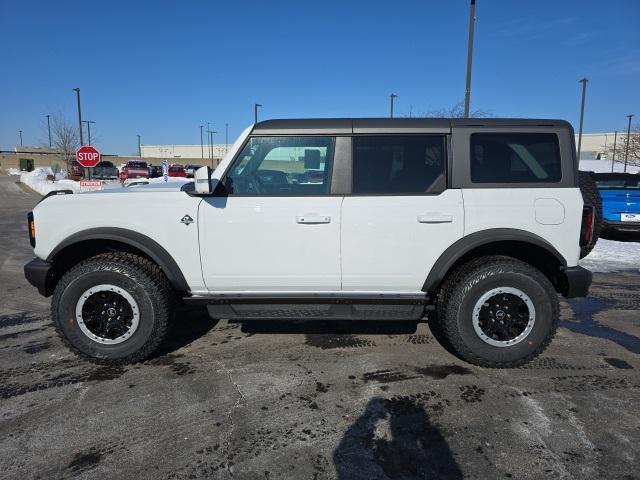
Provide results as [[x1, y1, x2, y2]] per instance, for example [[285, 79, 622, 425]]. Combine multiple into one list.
[[603, 357, 633, 369], [304, 335, 376, 349], [564, 296, 640, 354]]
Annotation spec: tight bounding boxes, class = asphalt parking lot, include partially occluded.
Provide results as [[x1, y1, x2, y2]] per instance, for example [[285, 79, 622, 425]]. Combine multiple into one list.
[[1, 173, 639, 480]]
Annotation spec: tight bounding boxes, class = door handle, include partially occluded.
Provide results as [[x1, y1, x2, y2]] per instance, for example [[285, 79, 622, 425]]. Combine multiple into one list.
[[296, 215, 331, 224], [418, 214, 453, 224]]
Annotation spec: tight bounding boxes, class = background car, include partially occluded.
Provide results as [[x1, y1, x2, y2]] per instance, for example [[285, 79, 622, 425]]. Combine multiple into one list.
[[67, 160, 84, 178], [592, 172, 640, 236], [92, 160, 119, 180], [119, 160, 150, 181], [184, 164, 203, 178], [148, 165, 163, 178], [168, 164, 186, 177]]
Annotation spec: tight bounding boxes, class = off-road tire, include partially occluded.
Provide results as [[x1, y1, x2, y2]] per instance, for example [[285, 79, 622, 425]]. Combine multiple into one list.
[[578, 171, 602, 258], [433, 256, 559, 368], [51, 252, 174, 364]]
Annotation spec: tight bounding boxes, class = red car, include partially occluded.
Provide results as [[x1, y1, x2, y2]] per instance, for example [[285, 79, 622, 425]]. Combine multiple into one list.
[[68, 160, 84, 177], [119, 161, 149, 181], [168, 164, 187, 177]]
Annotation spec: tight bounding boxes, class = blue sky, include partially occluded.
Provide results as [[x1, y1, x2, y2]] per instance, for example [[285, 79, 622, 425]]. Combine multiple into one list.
[[1, 0, 638, 154]]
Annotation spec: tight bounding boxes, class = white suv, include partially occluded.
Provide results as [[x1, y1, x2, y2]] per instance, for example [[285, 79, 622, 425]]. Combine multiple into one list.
[[24, 118, 598, 367]]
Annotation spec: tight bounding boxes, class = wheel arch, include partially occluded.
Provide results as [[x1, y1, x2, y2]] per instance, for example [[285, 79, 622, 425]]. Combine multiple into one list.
[[422, 229, 567, 295], [46, 227, 189, 294]]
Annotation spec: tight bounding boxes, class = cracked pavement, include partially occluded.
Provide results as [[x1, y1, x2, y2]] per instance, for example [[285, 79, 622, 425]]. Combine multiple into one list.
[[1, 173, 639, 479]]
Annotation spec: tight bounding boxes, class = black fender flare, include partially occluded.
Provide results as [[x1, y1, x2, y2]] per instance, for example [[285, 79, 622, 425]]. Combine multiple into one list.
[[47, 227, 190, 293], [421, 228, 567, 293]]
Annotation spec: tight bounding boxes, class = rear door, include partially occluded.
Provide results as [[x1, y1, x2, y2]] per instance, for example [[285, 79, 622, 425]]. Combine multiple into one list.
[[199, 135, 343, 292], [341, 133, 464, 292]]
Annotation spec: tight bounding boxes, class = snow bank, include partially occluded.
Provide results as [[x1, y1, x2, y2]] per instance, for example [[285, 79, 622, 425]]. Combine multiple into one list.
[[580, 159, 639, 174], [580, 238, 640, 273], [7, 168, 23, 176], [19, 168, 80, 195]]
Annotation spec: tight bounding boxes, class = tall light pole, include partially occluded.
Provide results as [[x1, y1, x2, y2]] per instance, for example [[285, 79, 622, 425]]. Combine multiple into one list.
[[18, 130, 23, 147], [137, 134, 142, 157], [389, 93, 397, 118], [207, 122, 212, 159], [254, 103, 262, 124], [199, 125, 204, 159], [210, 130, 217, 167], [577, 78, 588, 160], [463, 0, 476, 118], [624, 114, 634, 173], [45, 114, 52, 147], [225, 123, 229, 153], [72, 88, 84, 145], [611, 130, 618, 172], [82, 120, 95, 145]]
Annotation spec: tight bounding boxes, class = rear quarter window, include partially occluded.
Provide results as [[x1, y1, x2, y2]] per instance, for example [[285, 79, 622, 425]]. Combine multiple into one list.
[[470, 133, 561, 183]]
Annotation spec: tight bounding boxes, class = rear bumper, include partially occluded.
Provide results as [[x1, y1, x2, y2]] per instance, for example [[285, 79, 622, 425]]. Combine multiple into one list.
[[24, 258, 53, 297], [560, 266, 592, 298]]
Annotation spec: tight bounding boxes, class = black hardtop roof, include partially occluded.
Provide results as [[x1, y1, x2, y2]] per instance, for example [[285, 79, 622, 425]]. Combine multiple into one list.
[[252, 117, 572, 135]]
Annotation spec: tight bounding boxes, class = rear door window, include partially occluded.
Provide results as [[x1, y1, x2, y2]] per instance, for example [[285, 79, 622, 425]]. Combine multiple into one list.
[[470, 133, 561, 183], [352, 135, 446, 194]]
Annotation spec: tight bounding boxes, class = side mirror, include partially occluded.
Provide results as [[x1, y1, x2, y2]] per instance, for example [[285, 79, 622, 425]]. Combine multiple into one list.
[[194, 166, 217, 194]]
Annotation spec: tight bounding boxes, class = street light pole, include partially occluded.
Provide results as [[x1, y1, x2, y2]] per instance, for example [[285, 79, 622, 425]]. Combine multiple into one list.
[[463, 0, 476, 118], [137, 134, 141, 157], [611, 130, 618, 172], [225, 123, 229, 154], [254, 103, 262, 124], [72, 88, 84, 146], [577, 78, 588, 160], [46, 114, 52, 147], [82, 120, 95, 145], [389, 93, 397, 118], [19, 130, 23, 147], [624, 114, 634, 173], [199, 125, 204, 159]]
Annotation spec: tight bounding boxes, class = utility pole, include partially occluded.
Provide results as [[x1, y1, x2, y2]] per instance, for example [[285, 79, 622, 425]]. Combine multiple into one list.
[[19, 130, 23, 147], [463, 0, 476, 118], [577, 78, 588, 160], [624, 114, 634, 173], [210, 130, 217, 167], [199, 125, 204, 159], [389, 93, 397, 118], [83, 120, 95, 145], [137, 134, 142, 157], [46, 114, 52, 147], [254, 103, 262, 124], [72, 88, 84, 145], [611, 130, 618, 172], [225, 123, 229, 154]]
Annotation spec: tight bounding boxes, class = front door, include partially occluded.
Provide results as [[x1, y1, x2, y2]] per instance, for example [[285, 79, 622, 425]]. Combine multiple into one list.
[[199, 135, 342, 292]]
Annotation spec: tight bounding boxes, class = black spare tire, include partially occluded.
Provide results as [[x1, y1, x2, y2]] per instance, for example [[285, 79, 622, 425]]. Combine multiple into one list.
[[578, 171, 602, 259]]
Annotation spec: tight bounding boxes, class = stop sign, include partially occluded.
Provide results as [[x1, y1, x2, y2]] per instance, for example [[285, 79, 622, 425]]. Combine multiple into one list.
[[76, 146, 101, 168]]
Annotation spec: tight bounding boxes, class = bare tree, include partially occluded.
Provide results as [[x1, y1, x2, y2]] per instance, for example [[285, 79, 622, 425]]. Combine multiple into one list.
[[603, 125, 640, 168], [50, 114, 80, 167], [425, 100, 494, 118]]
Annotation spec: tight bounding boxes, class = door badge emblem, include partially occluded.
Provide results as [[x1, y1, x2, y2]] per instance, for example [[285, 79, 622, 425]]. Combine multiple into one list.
[[180, 215, 194, 225]]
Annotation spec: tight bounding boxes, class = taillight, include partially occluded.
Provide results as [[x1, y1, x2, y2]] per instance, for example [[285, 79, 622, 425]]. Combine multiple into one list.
[[580, 205, 594, 246], [27, 212, 36, 247]]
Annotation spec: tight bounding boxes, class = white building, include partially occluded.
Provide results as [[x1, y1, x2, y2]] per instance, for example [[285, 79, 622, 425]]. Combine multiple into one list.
[[141, 144, 232, 160]]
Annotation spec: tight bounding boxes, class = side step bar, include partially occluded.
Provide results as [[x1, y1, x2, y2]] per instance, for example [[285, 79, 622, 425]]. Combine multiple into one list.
[[183, 293, 432, 321]]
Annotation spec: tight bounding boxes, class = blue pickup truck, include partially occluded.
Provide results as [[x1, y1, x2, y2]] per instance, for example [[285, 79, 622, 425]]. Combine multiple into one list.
[[592, 172, 640, 235]]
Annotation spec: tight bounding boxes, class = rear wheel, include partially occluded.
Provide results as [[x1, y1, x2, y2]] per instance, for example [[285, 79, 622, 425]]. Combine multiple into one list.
[[434, 256, 558, 368], [52, 252, 174, 364]]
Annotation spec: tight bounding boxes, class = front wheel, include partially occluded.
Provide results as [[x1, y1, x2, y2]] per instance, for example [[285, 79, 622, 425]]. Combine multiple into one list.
[[52, 252, 174, 364], [434, 256, 559, 368]]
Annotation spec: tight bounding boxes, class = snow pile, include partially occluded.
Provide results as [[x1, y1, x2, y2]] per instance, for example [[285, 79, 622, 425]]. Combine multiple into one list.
[[580, 238, 640, 273], [19, 167, 80, 195], [580, 159, 639, 174], [7, 168, 23, 176]]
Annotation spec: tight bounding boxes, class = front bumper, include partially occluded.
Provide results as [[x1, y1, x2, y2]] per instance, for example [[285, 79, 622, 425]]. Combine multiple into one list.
[[560, 266, 592, 298], [602, 219, 640, 234], [24, 258, 53, 297]]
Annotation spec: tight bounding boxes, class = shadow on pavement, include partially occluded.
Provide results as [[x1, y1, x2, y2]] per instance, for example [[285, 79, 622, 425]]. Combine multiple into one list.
[[333, 397, 462, 480], [236, 320, 419, 335], [153, 305, 218, 357]]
